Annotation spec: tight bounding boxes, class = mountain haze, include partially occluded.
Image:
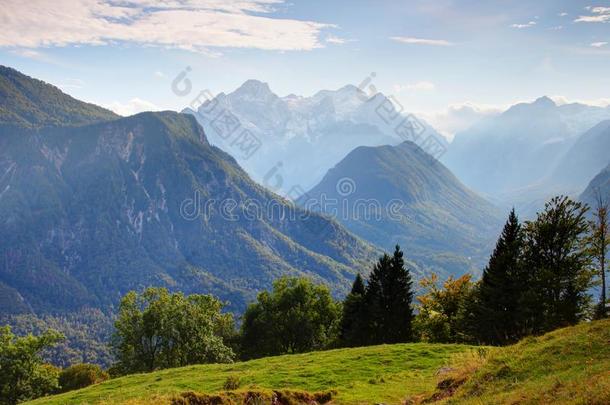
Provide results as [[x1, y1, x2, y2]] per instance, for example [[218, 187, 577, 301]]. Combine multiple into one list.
[[551, 119, 610, 193], [444, 97, 610, 199], [579, 164, 610, 208]]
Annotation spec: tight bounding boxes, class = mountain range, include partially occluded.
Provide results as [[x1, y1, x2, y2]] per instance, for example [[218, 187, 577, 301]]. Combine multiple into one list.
[[0, 66, 376, 316], [184, 80, 445, 195], [300, 141, 503, 277], [443, 96, 610, 205], [2, 65, 607, 319]]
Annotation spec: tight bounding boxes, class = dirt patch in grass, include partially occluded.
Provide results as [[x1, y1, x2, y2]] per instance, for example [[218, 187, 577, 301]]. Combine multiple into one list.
[[172, 389, 336, 405]]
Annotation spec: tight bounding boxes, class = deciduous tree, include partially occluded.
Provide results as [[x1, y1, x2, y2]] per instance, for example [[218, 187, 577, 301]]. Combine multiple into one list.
[[523, 196, 594, 332], [240, 277, 340, 359], [111, 288, 234, 374], [0, 326, 63, 405]]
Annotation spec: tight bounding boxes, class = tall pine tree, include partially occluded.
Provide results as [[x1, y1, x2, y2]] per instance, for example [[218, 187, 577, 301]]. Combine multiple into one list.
[[339, 274, 367, 347], [474, 208, 526, 344], [365, 245, 414, 344]]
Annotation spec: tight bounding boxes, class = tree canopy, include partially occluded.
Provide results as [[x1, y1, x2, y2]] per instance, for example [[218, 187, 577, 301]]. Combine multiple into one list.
[[240, 277, 341, 359], [111, 288, 234, 375], [0, 326, 63, 405]]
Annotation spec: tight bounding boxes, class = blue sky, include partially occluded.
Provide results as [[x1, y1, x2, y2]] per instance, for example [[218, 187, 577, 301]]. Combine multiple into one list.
[[1, 0, 609, 134]]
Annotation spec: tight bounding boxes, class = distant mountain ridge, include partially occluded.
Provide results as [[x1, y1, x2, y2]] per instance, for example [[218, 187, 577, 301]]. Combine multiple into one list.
[[300, 141, 503, 277], [551, 120, 610, 193], [184, 80, 445, 194], [579, 163, 610, 208], [0, 67, 377, 316], [444, 96, 610, 199]]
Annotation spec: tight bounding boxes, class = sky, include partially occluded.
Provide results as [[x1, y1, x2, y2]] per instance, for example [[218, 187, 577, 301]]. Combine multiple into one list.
[[1, 0, 610, 135]]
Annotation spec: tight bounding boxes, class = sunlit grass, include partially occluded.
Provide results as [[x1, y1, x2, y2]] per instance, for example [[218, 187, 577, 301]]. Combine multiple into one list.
[[28, 343, 472, 405], [29, 319, 610, 404]]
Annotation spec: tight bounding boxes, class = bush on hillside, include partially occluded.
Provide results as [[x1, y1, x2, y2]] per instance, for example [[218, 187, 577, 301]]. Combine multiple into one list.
[[58, 363, 109, 393]]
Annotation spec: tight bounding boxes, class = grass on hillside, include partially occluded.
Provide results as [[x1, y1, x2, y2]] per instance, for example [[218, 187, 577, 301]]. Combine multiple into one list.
[[28, 343, 473, 405], [413, 319, 610, 404], [29, 319, 610, 405]]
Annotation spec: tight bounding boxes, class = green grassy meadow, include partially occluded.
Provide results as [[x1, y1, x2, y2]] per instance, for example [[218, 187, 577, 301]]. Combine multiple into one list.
[[29, 343, 471, 404], [424, 319, 610, 404], [28, 319, 610, 405]]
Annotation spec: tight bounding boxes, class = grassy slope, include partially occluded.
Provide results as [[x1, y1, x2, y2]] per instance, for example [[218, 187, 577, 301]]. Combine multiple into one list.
[[30, 320, 610, 405], [29, 343, 472, 405], [417, 319, 610, 404]]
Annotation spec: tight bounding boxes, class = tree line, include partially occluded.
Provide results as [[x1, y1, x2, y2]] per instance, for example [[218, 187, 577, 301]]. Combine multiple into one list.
[[1, 195, 607, 404]]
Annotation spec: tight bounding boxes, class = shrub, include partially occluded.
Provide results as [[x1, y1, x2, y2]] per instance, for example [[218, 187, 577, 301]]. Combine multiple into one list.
[[58, 363, 109, 393], [222, 375, 241, 391]]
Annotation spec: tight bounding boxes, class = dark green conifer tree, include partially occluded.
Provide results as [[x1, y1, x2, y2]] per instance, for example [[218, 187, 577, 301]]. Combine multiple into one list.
[[474, 208, 526, 344], [365, 245, 414, 344], [339, 274, 366, 347]]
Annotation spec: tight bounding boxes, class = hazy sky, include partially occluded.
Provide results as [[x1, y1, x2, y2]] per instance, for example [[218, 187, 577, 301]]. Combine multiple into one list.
[[1, 0, 609, 134]]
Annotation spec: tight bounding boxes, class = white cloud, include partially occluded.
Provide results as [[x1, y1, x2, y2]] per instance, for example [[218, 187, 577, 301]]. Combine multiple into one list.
[[591, 41, 608, 47], [510, 21, 537, 29], [419, 102, 502, 139], [0, 0, 330, 53], [154, 71, 165, 78], [575, 15, 610, 22], [559, 12, 568, 17], [390, 36, 453, 46], [549, 95, 610, 107], [588, 6, 610, 14], [575, 6, 610, 23], [394, 81, 436, 92], [103, 98, 162, 116], [8, 48, 58, 62], [325, 35, 351, 45], [9, 48, 44, 59]]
